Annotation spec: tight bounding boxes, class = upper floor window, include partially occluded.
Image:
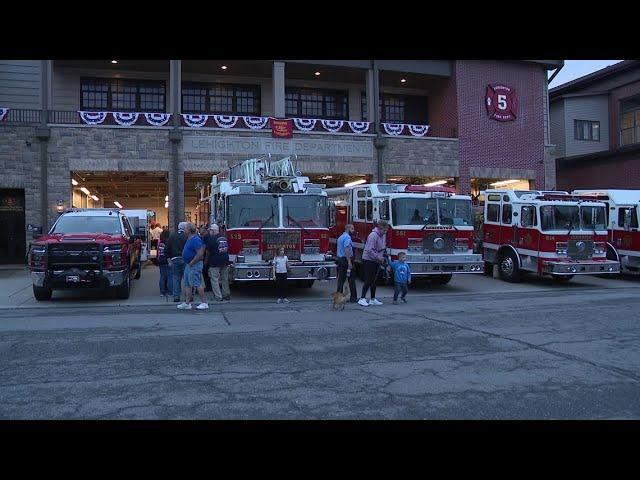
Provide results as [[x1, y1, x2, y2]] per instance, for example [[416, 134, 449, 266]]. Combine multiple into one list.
[[285, 88, 348, 120], [182, 82, 261, 115], [620, 95, 640, 147], [81, 78, 166, 112], [574, 119, 600, 141], [361, 92, 428, 124]]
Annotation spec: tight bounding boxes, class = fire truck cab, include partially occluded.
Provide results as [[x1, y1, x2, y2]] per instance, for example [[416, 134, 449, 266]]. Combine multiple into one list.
[[573, 189, 640, 274], [206, 156, 337, 286], [327, 183, 484, 285], [482, 189, 620, 282]]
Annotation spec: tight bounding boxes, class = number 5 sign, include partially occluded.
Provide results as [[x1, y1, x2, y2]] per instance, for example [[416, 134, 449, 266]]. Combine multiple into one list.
[[485, 84, 518, 122]]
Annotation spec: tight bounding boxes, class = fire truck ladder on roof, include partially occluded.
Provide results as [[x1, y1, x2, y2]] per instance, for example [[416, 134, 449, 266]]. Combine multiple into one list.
[[213, 156, 298, 186]]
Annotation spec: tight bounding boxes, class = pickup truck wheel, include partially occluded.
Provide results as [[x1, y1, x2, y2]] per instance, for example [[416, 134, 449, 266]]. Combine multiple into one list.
[[115, 273, 131, 299], [33, 285, 52, 301]]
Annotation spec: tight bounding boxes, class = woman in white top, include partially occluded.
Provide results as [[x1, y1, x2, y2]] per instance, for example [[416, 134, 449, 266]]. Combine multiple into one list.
[[272, 247, 290, 304]]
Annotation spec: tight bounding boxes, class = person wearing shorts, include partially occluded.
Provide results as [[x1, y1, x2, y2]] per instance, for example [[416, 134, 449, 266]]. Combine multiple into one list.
[[177, 223, 209, 310]]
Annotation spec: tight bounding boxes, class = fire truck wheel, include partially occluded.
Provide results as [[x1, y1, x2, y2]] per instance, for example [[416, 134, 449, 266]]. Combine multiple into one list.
[[33, 285, 52, 301], [115, 273, 131, 299], [498, 250, 522, 283], [429, 274, 453, 285], [552, 275, 573, 283]]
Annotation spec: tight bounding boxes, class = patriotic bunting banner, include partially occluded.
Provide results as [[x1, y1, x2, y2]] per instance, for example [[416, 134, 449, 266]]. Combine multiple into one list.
[[382, 123, 404, 136], [348, 121, 370, 134], [144, 113, 171, 126], [182, 114, 209, 127], [78, 111, 108, 125], [0, 108, 9, 121], [293, 118, 316, 131], [113, 112, 139, 126], [408, 124, 429, 137], [243, 116, 269, 129], [213, 115, 239, 129], [320, 120, 344, 132]]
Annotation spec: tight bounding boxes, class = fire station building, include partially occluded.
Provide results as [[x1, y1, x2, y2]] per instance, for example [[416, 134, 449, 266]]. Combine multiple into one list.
[[0, 59, 561, 263]]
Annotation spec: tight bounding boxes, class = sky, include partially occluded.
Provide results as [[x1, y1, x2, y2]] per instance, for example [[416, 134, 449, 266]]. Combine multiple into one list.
[[548, 60, 624, 88]]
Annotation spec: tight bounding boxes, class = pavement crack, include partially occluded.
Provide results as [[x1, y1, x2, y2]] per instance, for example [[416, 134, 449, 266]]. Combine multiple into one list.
[[415, 313, 640, 384]]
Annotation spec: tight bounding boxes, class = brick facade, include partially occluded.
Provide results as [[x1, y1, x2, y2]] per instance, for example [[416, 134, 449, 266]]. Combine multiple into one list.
[[455, 60, 546, 192], [608, 80, 640, 149], [556, 148, 640, 190]]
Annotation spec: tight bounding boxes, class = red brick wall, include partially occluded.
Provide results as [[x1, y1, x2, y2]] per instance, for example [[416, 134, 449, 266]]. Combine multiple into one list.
[[426, 76, 457, 138], [455, 60, 545, 194], [609, 80, 640, 149], [556, 152, 640, 190]]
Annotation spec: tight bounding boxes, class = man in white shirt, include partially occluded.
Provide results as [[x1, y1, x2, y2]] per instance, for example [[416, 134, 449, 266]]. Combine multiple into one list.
[[150, 224, 163, 249]]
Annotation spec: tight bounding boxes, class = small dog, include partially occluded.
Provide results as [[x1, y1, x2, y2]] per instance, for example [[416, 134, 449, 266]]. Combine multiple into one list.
[[331, 292, 348, 310]]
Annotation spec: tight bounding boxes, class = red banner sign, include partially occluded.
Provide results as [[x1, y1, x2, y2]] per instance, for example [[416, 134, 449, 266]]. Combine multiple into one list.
[[270, 118, 293, 138], [485, 84, 518, 122]]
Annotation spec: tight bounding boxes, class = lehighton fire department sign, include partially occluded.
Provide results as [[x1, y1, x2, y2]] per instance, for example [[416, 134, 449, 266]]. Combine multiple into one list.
[[485, 84, 518, 122]]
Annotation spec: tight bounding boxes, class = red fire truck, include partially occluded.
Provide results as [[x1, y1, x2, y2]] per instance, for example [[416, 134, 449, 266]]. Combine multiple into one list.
[[326, 183, 484, 285], [203, 156, 337, 287], [481, 189, 620, 282], [572, 189, 640, 274]]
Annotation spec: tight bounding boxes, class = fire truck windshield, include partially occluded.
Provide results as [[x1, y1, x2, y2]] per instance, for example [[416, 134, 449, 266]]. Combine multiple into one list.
[[227, 194, 278, 228], [51, 216, 122, 235], [283, 195, 328, 228], [540, 205, 605, 231], [580, 205, 607, 230], [437, 198, 474, 226], [391, 198, 472, 227]]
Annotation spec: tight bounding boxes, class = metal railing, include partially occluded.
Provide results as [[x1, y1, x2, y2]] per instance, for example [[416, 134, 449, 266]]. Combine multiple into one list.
[[2, 109, 41, 124], [2, 109, 459, 139], [49, 110, 81, 124]]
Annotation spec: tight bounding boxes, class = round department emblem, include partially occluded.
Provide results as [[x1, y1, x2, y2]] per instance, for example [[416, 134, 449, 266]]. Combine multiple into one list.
[[485, 84, 518, 122], [434, 237, 444, 250]]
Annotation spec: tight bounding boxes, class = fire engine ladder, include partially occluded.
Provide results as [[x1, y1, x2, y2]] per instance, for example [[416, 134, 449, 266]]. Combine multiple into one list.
[[267, 156, 297, 179], [214, 157, 270, 186]]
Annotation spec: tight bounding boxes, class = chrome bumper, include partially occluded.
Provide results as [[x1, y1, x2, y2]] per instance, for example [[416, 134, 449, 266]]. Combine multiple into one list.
[[232, 262, 337, 281], [406, 253, 484, 275], [31, 269, 127, 287], [542, 259, 620, 275]]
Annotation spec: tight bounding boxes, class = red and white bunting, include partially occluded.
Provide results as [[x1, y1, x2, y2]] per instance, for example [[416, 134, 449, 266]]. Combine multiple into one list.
[[113, 112, 139, 126], [213, 115, 239, 129], [293, 118, 316, 131], [144, 113, 171, 126], [320, 119, 344, 132], [0, 108, 9, 121], [243, 116, 269, 129], [347, 121, 370, 134], [408, 124, 429, 137], [182, 114, 209, 128], [382, 123, 405, 136], [78, 111, 108, 125]]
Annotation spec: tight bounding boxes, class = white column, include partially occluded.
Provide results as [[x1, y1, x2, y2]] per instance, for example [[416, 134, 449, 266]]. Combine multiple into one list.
[[272, 61, 285, 118]]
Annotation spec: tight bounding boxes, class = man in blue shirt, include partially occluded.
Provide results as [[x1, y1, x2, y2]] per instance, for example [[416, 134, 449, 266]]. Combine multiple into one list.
[[336, 224, 357, 302], [177, 223, 209, 311]]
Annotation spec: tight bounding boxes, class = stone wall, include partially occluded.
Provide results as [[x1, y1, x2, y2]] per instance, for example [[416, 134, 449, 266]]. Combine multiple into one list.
[[383, 137, 459, 178], [0, 125, 43, 238]]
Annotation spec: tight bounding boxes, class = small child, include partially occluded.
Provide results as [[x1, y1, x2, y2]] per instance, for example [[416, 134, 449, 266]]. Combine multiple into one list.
[[272, 247, 291, 304], [388, 252, 412, 305]]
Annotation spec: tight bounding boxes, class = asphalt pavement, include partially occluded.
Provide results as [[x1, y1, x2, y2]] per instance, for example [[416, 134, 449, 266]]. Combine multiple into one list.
[[1, 264, 639, 419]]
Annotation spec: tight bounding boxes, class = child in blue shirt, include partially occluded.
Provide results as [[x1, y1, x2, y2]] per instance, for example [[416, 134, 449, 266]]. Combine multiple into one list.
[[389, 251, 412, 304]]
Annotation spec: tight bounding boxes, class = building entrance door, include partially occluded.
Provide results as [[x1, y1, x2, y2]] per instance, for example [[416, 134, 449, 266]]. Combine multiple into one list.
[[0, 189, 26, 264]]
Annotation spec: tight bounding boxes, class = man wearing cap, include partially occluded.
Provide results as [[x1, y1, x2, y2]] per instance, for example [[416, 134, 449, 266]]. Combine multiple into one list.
[[205, 224, 231, 302]]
